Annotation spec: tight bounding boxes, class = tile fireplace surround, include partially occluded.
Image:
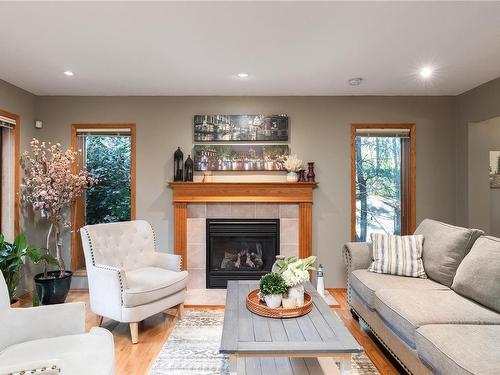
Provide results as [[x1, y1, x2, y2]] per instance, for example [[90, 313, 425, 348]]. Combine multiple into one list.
[[168, 182, 317, 301]]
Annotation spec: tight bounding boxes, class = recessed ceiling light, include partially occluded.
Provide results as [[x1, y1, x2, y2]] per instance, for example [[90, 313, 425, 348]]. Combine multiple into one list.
[[419, 66, 433, 79], [348, 77, 363, 86], [237, 73, 249, 78], [64, 70, 74, 77]]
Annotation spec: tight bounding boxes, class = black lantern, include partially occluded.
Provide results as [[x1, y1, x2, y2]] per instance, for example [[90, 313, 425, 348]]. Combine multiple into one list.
[[174, 147, 184, 181], [184, 155, 194, 182]]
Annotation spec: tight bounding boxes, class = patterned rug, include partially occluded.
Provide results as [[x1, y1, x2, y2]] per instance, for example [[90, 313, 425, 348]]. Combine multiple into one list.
[[148, 310, 379, 375]]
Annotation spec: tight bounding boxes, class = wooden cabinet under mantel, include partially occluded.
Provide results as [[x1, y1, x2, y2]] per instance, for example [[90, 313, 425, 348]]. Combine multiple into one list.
[[167, 182, 318, 271]]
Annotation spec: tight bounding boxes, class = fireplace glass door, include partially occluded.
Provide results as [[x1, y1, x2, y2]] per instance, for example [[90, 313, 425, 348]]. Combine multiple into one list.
[[206, 219, 279, 288]]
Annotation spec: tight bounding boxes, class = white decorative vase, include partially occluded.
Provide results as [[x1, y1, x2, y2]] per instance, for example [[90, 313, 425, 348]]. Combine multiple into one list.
[[288, 284, 305, 307], [282, 297, 297, 309], [264, 294, 282, 308], [286, 171, 298, 182]]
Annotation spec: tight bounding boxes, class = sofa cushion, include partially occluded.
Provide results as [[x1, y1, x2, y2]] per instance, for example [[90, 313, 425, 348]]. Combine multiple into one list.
[[416, 324, 500, 375], [123, 267, 188, 307], [374, 289, 500, 348], [0, 328, 114, 375], [350, 269, 447, 309], [414, 219, 483, 287], [452, 236, 500, 313]]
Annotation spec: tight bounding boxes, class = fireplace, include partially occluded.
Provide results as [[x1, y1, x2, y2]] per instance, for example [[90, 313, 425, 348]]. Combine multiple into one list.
[[206, 219, 279, 288]]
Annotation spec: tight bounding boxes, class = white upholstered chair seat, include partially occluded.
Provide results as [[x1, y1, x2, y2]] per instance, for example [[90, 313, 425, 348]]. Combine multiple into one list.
[[0, 328, 114, 375], [0, 272, 115, 374], [123, 267, 188, 307], [80, 220, 187, 344]]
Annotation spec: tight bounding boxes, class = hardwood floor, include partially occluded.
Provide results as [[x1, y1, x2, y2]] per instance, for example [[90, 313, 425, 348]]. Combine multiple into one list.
[[21, 289, 403, 375]]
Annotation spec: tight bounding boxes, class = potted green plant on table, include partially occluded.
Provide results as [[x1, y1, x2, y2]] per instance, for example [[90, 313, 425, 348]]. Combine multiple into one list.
[[0, 233, 57, 306], [277, 256, 317, 307], [20, 139, 97, 304], [259, 272, 287, 308]]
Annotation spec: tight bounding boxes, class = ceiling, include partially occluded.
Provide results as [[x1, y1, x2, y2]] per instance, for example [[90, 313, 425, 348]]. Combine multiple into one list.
[[1, 1, 499, 96]]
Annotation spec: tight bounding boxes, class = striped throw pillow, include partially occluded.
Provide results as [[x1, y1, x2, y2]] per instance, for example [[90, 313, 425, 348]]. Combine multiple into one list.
[[368, 233, 427, 278]]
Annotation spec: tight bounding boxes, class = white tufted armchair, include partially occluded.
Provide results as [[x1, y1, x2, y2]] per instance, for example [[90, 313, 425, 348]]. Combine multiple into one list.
[[80, 220, 188, 344]]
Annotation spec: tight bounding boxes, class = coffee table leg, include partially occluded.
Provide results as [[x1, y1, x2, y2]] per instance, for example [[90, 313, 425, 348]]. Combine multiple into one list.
[[318, 355, 352, 375], [340, 355, 352, 375], [317, 357, 340, 375], [229, 355, 237, 375]]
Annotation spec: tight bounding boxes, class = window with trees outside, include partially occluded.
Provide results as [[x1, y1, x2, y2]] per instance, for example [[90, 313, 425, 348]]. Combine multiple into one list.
[[71, 124, 136, 271], [351, 124, 415, 242]]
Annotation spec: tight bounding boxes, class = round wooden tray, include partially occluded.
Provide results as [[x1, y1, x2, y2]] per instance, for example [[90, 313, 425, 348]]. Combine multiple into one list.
[[246, 288, 313, 319]]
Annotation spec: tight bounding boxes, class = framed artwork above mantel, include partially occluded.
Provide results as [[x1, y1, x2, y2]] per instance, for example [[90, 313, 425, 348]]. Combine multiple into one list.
[[194, 114, 289, 142]]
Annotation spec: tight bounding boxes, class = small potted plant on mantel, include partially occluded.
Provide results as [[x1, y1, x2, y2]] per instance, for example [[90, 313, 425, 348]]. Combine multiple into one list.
[[284, 154, 303, 183], [20, 139, 97, 304], [259, 272, 287, 308], [0, 233, 57, 306]]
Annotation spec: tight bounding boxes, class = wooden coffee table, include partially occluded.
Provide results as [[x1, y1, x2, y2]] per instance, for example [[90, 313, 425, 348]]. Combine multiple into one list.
[[220, 280, 362, 375]]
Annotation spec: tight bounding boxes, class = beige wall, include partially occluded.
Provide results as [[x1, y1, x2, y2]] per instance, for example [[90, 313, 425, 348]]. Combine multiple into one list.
[[455, 77, 500, 226], [0, 79, 42, 291], [468, 116, 500, 235], [0, 78, 459, 287], [31, 95, 457, 287]]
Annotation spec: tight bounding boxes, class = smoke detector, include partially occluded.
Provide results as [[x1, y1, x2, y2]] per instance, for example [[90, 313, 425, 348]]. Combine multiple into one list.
[[348, 77, 363, 86]]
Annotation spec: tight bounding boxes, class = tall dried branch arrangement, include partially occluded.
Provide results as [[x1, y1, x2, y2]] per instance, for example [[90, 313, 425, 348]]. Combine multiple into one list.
[[20, 139, 97, 275]]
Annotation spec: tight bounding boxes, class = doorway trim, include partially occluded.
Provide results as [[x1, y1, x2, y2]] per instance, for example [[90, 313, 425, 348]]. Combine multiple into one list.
[[0, 109, 20, 236], [350, 123, 416, 241], [70, 123, 136, 271]]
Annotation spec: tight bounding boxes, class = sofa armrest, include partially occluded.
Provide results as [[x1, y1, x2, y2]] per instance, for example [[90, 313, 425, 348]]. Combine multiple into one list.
[[0, 302, 85, 350], [86, 264, 126, 321], [153, 252, 182, 272], [343, 242, 372, 273]]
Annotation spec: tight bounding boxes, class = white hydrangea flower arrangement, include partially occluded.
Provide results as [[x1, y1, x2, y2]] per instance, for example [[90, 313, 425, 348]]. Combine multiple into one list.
[[277, 256, 317, 287]]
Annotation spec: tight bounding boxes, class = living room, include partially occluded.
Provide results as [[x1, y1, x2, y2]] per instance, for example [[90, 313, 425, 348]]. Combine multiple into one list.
[[0, 2, 499, 375]]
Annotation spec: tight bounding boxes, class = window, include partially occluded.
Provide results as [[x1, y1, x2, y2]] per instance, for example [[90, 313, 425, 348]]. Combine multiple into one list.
[[71, 124, 136, 270], [0, 111, 19, 241], [351, 124, 415, 242]]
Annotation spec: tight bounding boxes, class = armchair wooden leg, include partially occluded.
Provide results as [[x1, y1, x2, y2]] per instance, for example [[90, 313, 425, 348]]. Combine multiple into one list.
[[178, 303, 185, 319], [96, 315, 104, 327], [129, 322, 139, 344]]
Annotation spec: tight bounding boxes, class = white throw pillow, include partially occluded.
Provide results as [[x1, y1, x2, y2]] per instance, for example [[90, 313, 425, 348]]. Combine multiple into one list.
[[368, 233, 427, 278]]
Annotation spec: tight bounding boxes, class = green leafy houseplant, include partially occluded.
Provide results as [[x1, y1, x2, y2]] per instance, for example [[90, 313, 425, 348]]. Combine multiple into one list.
[[0, 233, 58, 304], [259, 272, 287, 296]]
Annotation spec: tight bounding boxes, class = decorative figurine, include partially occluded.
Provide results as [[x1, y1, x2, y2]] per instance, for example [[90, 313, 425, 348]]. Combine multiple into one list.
[[307, 162, 316, 182], [298, 169, 306, 182], [316, 264, 325, 297], [184, 155, 194, 182], [174, 147, 184, 181]]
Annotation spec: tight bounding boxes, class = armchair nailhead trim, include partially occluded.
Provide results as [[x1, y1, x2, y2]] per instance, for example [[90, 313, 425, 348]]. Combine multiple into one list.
[[82, 227, 96, 266], [148, 222, 157, 250], [83, 226, 125, 304]]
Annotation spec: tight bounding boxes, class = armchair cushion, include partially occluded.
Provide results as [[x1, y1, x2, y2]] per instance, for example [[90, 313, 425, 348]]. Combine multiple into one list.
[[0, 327, 114, 375], [0, 302, 86, 351], [123, 267, 188, 308]]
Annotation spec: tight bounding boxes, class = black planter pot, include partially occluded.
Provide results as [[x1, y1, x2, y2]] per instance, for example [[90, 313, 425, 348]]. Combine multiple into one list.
[[34, 270, 73, 305]]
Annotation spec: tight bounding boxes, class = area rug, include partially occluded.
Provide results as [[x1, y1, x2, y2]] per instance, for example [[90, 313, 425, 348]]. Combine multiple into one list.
[[148, 310, 380, 375]]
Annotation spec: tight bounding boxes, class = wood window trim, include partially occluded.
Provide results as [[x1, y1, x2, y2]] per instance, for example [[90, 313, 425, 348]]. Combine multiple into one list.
[[70, 123, 136, 271], [350, 123, 416, 241], [0, 109, 20, 236]]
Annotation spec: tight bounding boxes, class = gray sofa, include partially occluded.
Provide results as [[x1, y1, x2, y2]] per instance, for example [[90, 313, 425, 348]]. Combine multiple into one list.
[[343, 219, 500, 375]]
